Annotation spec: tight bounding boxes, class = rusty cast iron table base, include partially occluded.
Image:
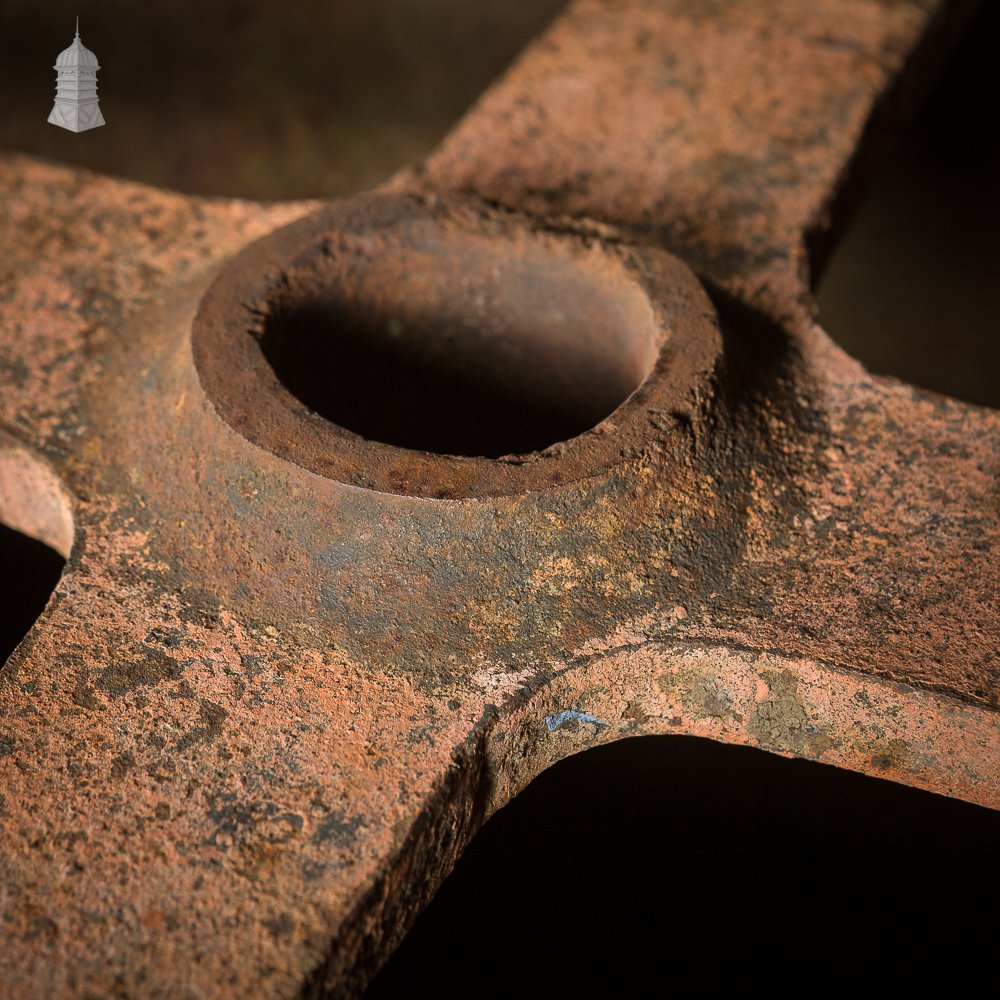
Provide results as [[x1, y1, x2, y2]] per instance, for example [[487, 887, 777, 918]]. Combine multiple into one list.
[[1, 1, 997, 996]]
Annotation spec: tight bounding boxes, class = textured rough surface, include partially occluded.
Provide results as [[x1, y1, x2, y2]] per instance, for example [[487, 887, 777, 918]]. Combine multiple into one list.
[[417, 0, 980, 314], [0, 1, 997, 998]]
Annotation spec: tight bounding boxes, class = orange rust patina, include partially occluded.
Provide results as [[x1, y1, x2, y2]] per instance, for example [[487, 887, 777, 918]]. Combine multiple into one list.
[[1, 1, 997, 997]]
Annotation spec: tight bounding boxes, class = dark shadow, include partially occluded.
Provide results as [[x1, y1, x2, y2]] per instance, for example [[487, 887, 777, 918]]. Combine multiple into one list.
[[817, 2, 1000, 409], [0, 521, 65, 665], [367, 735, 999, 994]]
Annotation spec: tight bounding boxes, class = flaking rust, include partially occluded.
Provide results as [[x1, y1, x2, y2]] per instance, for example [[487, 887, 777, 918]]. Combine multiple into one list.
[[0, 1, 997, 997]]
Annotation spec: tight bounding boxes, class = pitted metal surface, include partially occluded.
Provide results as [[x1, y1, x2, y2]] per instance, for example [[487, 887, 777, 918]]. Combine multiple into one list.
[[0, 1, 997, 997]]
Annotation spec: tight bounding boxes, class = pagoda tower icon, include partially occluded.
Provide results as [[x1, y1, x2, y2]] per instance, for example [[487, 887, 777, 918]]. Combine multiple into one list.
[[48, 18, 105, 132]]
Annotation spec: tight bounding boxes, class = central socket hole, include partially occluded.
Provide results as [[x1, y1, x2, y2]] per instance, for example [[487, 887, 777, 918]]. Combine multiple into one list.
[[260, 224, 660, 458]]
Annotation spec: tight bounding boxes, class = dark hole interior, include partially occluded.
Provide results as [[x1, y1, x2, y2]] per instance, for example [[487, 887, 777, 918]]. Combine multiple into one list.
[[260, 237, 657, 459], [0, 521, 65, 665], [366, 735, 999, 995], [261, 299, 612, 458]]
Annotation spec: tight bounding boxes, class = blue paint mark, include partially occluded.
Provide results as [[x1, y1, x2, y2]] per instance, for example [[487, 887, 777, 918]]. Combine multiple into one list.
[[545, 710, 605, 733]]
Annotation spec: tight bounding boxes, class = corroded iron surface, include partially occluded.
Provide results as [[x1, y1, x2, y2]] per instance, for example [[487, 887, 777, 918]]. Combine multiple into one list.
[[0, 1, 997, 997]]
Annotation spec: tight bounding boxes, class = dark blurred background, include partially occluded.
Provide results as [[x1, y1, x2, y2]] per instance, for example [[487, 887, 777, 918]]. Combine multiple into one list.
[[0, 1, 566, 199], [1, 1, 998, 992]]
